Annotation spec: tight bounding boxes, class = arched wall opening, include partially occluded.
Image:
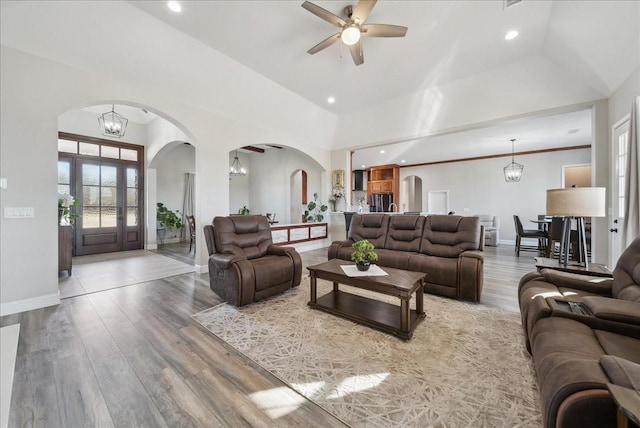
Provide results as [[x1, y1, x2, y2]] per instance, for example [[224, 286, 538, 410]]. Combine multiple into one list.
[[58, 102, 197, 254], [229, 145, 325, 225]]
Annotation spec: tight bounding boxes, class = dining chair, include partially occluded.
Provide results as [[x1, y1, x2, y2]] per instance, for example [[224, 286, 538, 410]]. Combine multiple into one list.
[[513, 215, 547, 257], [187, 215, 196, 253]]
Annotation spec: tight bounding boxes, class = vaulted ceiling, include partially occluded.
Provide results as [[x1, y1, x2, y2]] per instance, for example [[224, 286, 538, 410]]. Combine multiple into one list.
[[130, 0, 638, 115]]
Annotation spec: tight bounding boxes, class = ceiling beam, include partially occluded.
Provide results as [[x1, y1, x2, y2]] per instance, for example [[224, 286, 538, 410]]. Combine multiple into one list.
[[241, 145, 265, 153]]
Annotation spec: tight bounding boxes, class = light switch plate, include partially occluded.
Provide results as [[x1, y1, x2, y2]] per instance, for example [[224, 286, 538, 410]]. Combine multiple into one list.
[[0, 178, 6, 189], [4, 207, 34, 218]]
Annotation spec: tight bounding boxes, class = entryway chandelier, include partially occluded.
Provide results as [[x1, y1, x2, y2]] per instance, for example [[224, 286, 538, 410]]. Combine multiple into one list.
[[98, 104, 128, 138], [503, 138, 523, 182], [229, 149, 247, 177]]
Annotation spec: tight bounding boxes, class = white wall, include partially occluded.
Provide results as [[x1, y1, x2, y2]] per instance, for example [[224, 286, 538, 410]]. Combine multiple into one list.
[[400, 148, 592, 242], [247, 148, 325, 224], [333, 56, 605, 150], [229, 151, 250, 216]]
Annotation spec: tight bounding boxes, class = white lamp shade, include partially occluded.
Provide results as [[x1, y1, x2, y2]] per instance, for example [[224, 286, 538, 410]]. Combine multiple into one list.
[[546, 187, 606, 217]]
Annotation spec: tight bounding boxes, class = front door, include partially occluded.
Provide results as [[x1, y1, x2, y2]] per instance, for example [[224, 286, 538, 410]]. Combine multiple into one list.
[[58, 133, 144, 256]]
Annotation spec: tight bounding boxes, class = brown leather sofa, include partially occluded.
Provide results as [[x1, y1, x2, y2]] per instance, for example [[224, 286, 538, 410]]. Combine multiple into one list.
[[328, 214, 484, 302], [203, 215, 302, 306], [518, 235, 640, 428]]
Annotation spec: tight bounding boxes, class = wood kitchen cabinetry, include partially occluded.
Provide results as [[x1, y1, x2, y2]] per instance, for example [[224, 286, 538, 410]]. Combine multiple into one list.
[[367, 164, 400, 211], [59, 225, 73, 275]]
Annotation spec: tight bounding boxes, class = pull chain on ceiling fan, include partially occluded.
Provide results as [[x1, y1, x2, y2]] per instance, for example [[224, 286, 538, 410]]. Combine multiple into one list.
[[301, 0, 408, 66]]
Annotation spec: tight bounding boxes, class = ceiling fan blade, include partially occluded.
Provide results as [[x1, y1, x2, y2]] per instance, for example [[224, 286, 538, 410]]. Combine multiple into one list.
[[301, 1, 346, 27], [307, 32, 341, 55], [361, 24, 408, 38], [349, 41, 364, 66], [351, 0, 377, 24]]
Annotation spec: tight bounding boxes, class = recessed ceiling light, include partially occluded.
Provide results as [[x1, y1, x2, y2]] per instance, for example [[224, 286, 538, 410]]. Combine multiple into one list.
[[167, 1, 182, 13], [505, 30, 518, 40], [361, 164, 366, 168], [379, 150, 385, 154], [400, 160, 406, 163], [327, 96, 335, 104]]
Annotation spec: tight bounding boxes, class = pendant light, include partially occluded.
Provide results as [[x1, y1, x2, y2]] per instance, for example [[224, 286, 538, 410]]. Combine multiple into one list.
[[229, 149, 247, 176], [98, 104, 128, 138], [503, 138, 524, 182]]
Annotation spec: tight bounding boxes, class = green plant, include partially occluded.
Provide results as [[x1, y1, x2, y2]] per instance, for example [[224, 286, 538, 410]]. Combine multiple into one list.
[[238, 205, 250, 215], [157, 202, 184, 230], [303, 192, 328, 222], [351, 239, 379, 264]]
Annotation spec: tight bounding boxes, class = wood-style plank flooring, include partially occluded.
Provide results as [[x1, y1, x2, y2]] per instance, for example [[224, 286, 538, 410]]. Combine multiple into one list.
[[2, 244, 537, 427]]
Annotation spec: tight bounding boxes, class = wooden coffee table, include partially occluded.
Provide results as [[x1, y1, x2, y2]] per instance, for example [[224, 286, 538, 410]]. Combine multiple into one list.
[[307, 259, 426, 340]]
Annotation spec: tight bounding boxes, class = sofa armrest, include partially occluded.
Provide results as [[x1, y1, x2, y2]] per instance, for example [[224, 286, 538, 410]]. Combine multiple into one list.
[[540, 269, 614, 296], [210, 253, 245, 270], [460, 249, 484, 262], [267, 245, 295, 256], [268, 245, 302, 287], [328, 240, 353, 259], [582, 296, 640, 326], [458, 250, 484, 302]]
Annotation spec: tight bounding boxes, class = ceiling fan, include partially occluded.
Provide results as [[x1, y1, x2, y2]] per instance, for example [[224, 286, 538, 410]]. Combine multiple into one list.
[[302, 0, 407, 66]]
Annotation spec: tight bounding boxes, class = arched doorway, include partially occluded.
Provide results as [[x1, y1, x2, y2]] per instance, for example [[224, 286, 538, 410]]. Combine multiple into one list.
[[403, 175, 423, 212]]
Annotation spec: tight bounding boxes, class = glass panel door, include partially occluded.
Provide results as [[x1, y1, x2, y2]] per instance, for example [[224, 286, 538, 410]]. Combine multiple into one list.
[[75, 160, 122, 255]]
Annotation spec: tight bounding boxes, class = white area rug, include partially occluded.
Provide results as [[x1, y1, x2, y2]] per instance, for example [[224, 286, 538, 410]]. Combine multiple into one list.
[[193, 279, 541, 427]]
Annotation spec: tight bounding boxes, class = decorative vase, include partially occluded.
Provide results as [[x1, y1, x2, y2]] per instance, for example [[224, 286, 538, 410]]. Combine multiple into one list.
[[356, 261, 370, 271], [58, 208, 64, 225]]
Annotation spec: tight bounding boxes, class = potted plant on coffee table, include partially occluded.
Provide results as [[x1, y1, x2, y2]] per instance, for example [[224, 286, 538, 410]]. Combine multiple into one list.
[[351, 239, 379, 271]]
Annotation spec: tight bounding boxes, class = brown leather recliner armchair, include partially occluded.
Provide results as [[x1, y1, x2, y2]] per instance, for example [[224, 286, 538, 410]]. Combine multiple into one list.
[[203, 215, 302, 306]]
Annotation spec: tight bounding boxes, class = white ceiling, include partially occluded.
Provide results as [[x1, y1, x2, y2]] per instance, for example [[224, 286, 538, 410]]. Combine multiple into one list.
[[129, 0, 638, 114], [126, 0, 638, 165], [82, 105, 158, 125]]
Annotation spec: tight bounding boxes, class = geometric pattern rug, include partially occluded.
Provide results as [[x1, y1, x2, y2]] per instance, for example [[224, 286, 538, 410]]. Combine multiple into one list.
[[192, 277, 542, 427]]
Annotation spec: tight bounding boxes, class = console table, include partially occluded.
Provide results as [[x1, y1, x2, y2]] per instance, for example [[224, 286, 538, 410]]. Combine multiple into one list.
[[59, 225, 73, 275]]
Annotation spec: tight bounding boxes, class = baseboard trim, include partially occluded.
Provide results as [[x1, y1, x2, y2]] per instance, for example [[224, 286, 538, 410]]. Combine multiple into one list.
[[195, 263, 207, 274], [0, 292, 60, 317], [1, 323, 20, 428]]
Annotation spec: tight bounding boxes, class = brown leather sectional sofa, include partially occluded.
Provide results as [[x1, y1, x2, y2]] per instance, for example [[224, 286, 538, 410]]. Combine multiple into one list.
[[328, 214, 484, 302], [518, 235, 640, 428]]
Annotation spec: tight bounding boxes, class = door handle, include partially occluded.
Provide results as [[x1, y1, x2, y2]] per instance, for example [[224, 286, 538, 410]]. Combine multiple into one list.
[[610, 228, 618, 233], [117, 207, 123, 220]]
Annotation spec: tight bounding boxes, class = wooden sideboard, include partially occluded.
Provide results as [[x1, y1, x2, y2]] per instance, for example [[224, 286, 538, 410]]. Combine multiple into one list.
[[59, 225, 73, 275]]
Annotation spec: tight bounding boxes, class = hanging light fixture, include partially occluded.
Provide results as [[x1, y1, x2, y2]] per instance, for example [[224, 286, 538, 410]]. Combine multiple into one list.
[[504, 138, 524, 182], [229, 149, 247, 177], [98, 104, 128, 138]]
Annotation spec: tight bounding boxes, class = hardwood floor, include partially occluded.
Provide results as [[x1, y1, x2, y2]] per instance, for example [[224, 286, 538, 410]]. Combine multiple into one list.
[[2, 244, 537, 427]]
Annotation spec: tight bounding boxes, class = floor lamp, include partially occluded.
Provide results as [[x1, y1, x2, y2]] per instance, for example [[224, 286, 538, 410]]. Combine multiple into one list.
[[546, 187, 606, 269]]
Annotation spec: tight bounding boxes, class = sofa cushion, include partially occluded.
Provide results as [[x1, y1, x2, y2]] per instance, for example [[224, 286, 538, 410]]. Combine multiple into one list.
[[374, 248, 414, 270], [347, 214, 389, 248], [213, 215, 272, 260], [384, 215, 425, 252], [600, 355, 640, 390], [420, 215, 481, 257], [612, 235, 640, 302], [408, 254, 458, 288]]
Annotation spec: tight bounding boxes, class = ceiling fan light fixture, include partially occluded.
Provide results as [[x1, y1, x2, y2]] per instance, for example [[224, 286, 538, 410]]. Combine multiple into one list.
[[341, 25, 361, 46]]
